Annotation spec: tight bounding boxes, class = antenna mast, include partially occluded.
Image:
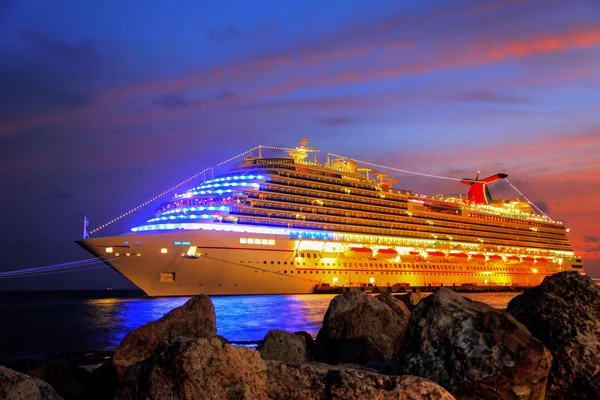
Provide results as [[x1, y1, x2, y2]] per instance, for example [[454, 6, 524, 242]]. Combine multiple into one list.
[[82, 215, 90, 239]]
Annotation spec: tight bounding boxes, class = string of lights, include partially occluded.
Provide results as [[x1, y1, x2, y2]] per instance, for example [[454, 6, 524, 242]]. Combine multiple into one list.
[[506, 179, 553, 221], [89, 145, 270, 235], [90, 144, 554, 235], [327, 152, 463, 181]]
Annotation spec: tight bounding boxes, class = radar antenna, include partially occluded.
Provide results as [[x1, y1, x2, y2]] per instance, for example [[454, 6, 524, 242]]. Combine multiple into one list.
[[287, 138, 319, 162]]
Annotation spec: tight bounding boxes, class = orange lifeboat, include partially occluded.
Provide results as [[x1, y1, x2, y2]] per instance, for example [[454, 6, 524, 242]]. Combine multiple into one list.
[[468, 253, 486, 263], [426, 251, 446, 260], [345, 247, 373, 258], [376, 248, 398, 258], [448, 252, 468, 262], [535, 257, 548, 264], [506, 256, 521, 264], [521, 256, 535, 264], [487, 255, 503, 263]]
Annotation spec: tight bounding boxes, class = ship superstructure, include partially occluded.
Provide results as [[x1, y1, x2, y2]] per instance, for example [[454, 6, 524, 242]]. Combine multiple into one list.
[[78, 140, 583, 296]]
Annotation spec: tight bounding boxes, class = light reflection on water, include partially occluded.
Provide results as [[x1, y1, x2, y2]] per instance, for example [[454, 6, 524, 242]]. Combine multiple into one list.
[[0, 292, 517, 362], [102, 294, 336, 348]]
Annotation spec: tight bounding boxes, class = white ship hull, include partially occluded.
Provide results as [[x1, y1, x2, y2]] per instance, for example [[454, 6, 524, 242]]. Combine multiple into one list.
[[78, 229, 571, 296]]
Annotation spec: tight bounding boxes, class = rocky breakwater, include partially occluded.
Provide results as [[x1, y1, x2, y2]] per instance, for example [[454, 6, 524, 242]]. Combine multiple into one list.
[[399, 288, 552, 399], [507, 271, 600, 399], [1, 271, 596, 399]]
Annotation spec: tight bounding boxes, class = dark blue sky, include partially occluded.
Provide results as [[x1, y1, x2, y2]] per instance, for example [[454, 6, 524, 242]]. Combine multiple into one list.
[[0, 0, 599, 290]]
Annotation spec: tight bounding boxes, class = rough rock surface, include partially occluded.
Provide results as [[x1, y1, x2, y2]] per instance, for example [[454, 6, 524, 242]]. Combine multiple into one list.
[[113, 294, 216, 380], [395, 292, 428, 312], [257, 330, 314, 362], [376, 292, 411, 323], [0, 366, 63, 400], [399, 288, 552, 399], [117, 337, 268, 400], [266, 361, 456, 399], [507, 271, 600, 399], [315, 292, 409, 365], [26, 358, 93, 400]]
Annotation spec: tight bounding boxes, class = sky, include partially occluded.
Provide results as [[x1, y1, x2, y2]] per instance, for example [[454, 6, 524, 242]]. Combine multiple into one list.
[[0, 0, 599, 290]]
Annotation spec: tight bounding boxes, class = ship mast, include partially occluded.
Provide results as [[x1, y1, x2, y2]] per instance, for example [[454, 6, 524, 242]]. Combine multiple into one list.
[[287, 138, 319, 162], [82, 215, 90, 239]]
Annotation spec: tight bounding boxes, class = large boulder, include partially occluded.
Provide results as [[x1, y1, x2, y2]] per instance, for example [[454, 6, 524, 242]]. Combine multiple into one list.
[[113, 294, 216, 380], [257, 330, 314, 362], [507, 271, 600, 399], [0, 366, 63, 400], [395, 292, 428, 312], [315, 292, 410, 365], [399, 288, 552, 399], [266, 361, 456, 399], [117, 337, 268, 399], [26, 359, 93, 400]]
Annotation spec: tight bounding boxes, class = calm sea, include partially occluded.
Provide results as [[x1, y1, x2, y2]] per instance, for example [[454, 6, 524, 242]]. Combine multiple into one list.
[[0, 290, 518, 363]]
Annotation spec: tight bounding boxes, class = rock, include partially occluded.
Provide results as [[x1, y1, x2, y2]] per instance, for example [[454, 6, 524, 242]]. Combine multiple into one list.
[[507, 271, 600, 399], [315, 292, 409, 365], [266, 361, 456, 399], [376, 292, 411, 323], [399, 287, 552, 399], [117, 337, 268, 399], [394, 292, 428, 312], [113, 294, 216, 380], [90, 360, 119, 400], [0, 366, 63, 400], [26, 358, 93, 400], [257, 330, 314, 362]]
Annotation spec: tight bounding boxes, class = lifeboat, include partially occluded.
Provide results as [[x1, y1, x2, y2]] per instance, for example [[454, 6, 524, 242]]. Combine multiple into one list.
[[448, 252, 468, 262], [535, 257, 548, 264], [520, 256, 535, 264], [426, 251, 446, 260], [468, 253, 486, 263], [487, 255, 503, 263], [506, 256, 521, 264], [344, 247, 373, 258], [376, 248, 398, 258], [400, 250, 420, 262]]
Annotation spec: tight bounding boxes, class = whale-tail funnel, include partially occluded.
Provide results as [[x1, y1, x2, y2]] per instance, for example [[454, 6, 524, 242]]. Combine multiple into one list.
[[461, 172, 508, 204]]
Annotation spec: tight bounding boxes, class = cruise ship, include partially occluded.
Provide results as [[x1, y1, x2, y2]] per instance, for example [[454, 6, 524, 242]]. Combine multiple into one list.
[[78, 139, 583, 296]]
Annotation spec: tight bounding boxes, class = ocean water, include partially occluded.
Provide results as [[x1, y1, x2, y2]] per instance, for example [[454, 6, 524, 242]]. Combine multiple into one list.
[[0, 290, 518, 363]]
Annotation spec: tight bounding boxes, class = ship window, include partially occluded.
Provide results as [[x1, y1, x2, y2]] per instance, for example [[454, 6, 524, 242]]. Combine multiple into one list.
[[160, 272, 176, 283], [262, 239, 269, 245], [284, 261, 287, 265], [240, 238, 248, 244], [284, 270, 287, 273], [264, 261, 267, 264], [248, 238, 255, 244], [255, 238, 261, 243], [271, 261, 274, 264], [301, 253, 305, 258], [269, 239, 275, 245]]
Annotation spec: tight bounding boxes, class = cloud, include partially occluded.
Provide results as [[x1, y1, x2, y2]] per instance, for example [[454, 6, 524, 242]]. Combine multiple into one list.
[[205, 26, 241, 42], [20, 29, 101, 66], [154, 92, 201, 108], [321, 117, 352, 127], [212, 90, 236, 101], [204, 22, 277, 42], [584, 236, 600, 243], [455, 91, 530, 104]]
